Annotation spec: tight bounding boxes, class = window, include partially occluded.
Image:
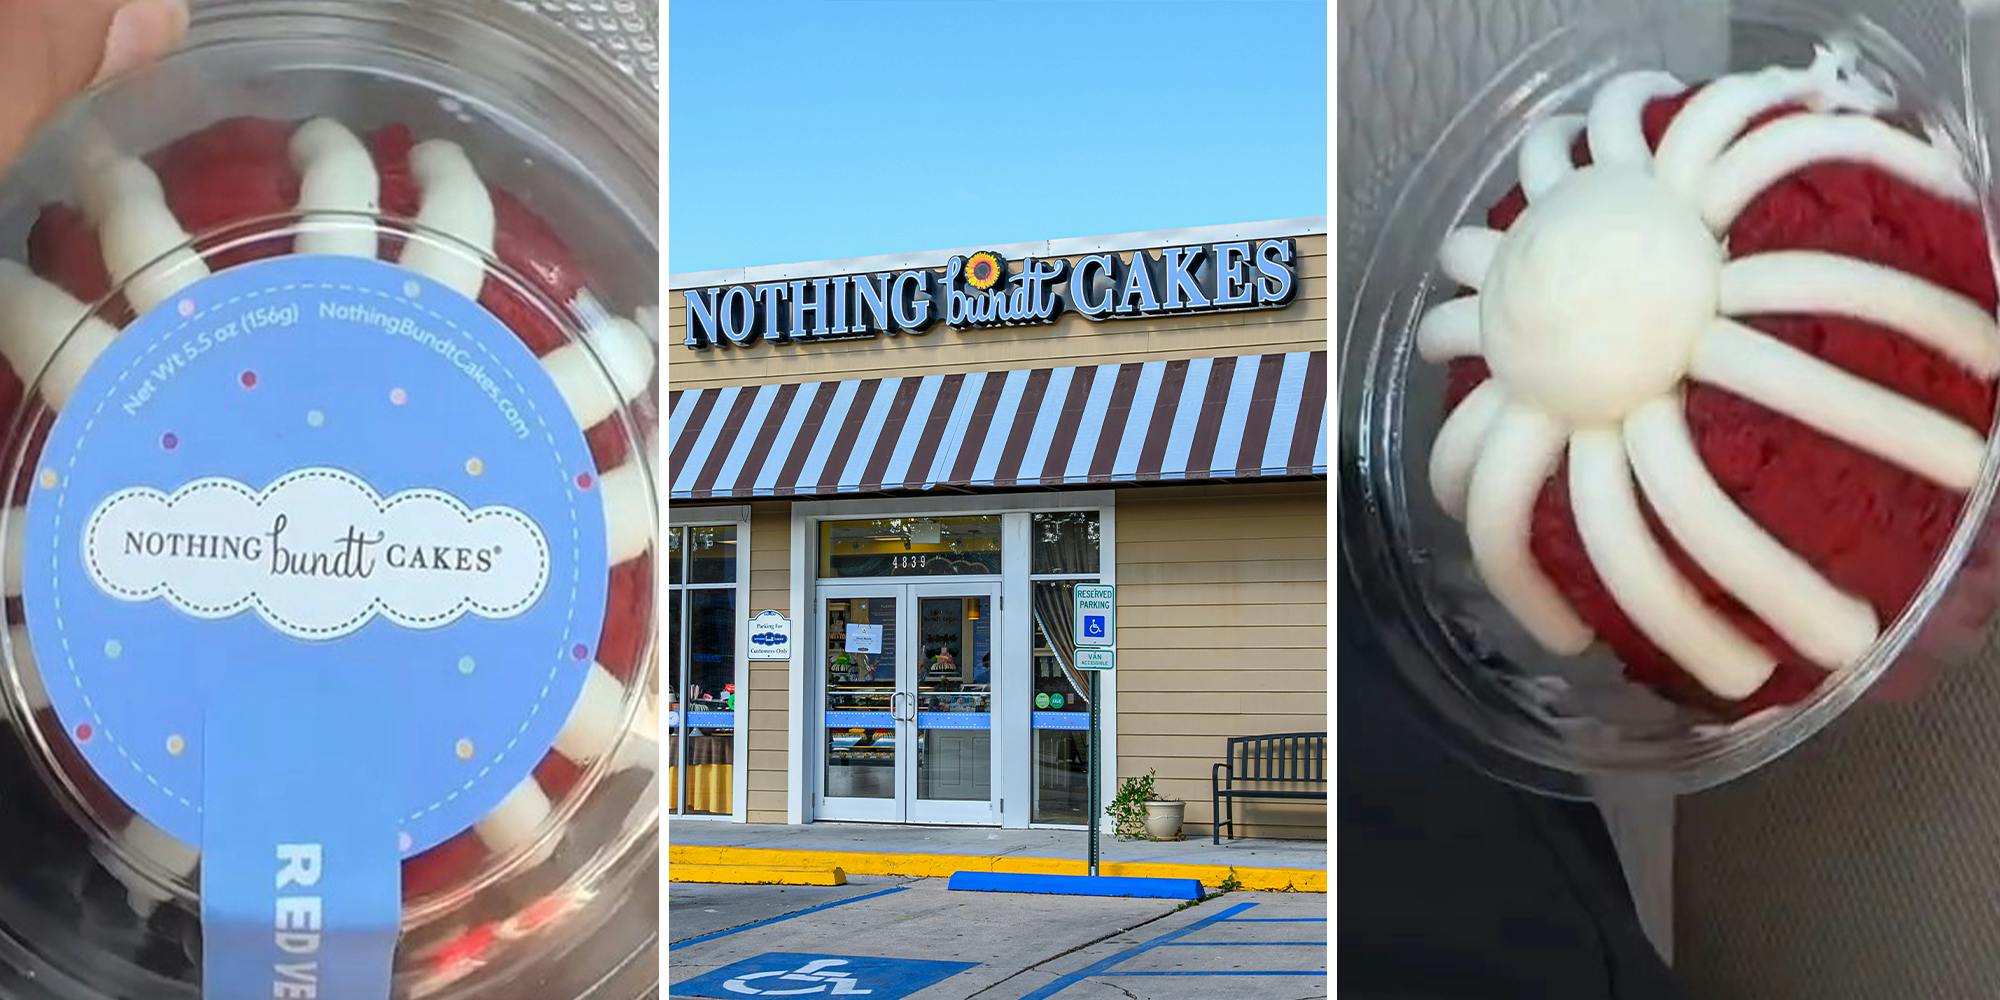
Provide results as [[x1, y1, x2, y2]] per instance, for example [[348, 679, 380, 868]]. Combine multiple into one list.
[[1032, 511, 1101, 575], [819, 515, 1003, 578], [1029, 511, 1101, 824], [667, 523, 738, 817]]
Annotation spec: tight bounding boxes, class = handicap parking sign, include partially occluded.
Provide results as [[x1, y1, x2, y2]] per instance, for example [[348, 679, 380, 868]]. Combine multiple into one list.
[[674, 953, 977, 999], [1073, 584, 1114, 647]]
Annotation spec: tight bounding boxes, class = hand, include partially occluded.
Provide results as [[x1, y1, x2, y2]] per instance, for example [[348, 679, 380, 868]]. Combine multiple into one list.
[[0, 0, 188, 171]]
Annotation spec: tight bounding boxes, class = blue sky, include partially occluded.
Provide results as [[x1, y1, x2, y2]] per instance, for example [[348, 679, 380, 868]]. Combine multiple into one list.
[[668, 0, 1328, 273]]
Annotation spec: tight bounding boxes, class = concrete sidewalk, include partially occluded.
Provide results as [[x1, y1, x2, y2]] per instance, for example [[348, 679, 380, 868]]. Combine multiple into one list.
[[668, 821, 1326, 892]]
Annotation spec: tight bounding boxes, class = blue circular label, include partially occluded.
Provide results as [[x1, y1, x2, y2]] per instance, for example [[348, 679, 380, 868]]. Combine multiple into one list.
[[22, 254, 611, 854]]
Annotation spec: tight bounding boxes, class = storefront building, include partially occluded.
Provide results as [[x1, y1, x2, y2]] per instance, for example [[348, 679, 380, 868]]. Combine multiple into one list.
[[665, 220, 1328, 840]]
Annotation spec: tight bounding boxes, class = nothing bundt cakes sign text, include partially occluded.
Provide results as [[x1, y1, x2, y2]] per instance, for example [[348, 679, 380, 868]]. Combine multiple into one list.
[[680, 238, 1299, 349]]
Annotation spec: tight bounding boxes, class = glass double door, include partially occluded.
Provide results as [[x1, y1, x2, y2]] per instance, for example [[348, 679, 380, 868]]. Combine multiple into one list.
[[817, 582, 996, 824]]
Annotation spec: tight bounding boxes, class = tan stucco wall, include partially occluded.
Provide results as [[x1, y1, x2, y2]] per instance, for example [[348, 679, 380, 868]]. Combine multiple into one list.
[[1113, 480, 1327, 840], [745, 502, 791, 823]]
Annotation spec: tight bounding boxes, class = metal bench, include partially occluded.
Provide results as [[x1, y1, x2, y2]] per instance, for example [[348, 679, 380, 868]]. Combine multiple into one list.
[[1211, 732, 1328, 843]]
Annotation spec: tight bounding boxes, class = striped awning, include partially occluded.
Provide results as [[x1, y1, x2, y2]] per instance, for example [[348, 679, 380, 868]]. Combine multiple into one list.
[[667, 350, 1327, 500]]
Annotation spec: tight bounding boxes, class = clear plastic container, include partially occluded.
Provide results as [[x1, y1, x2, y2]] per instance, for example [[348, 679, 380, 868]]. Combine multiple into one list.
[[1339, 0, 2000, 796], [0, 1, 658, 996]]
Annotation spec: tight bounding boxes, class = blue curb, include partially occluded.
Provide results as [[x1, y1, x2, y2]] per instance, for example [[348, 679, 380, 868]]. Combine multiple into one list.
[[945, 871, 1204, 900]]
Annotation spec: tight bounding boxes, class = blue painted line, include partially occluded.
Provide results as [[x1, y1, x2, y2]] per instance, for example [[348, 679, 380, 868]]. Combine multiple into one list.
[[1159, 941, 1324, 946], [669, 886, 910, 950], [1222, 916, 1326, 922], [947, 871, 1203, 900], [1095, 971, 1327, 977], [1018, 901, 1259, 999]]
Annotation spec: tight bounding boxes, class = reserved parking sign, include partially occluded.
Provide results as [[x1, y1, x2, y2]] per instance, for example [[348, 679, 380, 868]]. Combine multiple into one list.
[[1073, 584, 1114, 647]]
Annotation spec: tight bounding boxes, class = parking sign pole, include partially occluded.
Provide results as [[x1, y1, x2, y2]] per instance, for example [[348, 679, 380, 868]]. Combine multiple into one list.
[[1088, 670, 1100, 877], [1073, 582, 1115, 880]]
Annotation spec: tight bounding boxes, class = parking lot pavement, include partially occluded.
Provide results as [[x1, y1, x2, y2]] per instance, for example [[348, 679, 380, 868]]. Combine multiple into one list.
[[667, 878, 1328, 999], [669, 877, 917, 946], [1006, 891, 1328, 1000]]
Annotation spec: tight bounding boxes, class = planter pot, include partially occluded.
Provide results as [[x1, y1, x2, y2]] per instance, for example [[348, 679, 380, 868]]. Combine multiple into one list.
[[1142, 801, 1185, 841]]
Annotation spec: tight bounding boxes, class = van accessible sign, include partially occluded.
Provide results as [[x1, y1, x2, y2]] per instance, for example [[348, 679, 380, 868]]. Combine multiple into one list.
[[681, 238, 1298, 350]]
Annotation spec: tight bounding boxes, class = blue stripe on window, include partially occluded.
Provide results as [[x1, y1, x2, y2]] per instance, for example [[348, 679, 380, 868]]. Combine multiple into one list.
[[825, 711, 896, 728], [916, 712, 990, 730]]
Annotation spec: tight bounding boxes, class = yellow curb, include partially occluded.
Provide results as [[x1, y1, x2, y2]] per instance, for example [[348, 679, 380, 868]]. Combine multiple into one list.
[[671, 862, 848, 886], [669, 845, 1324, 893]]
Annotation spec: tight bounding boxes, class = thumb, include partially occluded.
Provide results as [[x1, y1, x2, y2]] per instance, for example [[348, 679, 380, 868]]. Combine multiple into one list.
[[0, 0, 189, 173]]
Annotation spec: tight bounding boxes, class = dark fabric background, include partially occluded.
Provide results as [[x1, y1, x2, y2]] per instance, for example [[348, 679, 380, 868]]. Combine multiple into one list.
[[1337, 569, 1681, 999]]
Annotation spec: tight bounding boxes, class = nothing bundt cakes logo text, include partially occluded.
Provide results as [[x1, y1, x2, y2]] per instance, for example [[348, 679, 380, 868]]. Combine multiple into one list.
[[681, 237, 1299, 349], [81, 467, 551, 639]]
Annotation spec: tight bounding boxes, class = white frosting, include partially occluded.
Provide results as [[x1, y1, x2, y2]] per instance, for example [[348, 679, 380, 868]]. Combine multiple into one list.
[[1519, 114, 1585, 200], [475, 775, 553, 858], [1689, 318, 1986, 490], [1720, 250, 2000, 377], [1438, 226, 1501, 289], [289, 118, 380, 258], [1625, 395, 1879, 668], [1585, 70, 1685, 168], [400, 140, 495, 298], [1464, 404, 1594, 655], [544, 314, 657, 429], [1568, 427, 1774, 698], [1419, 47, 1984, 700], [1415, 296, 1480, 362], [554, 663, 626, 763], [611, 701, 659, 773], [1654, 41, 1895, 197], [77, 155, 208, 312], [0, 260, 119, 407], [1430, 380, 1505, 519], [1700, 114, 1976, 230], [1479, 167, 1721, 425], [600, 460, 655, 565]]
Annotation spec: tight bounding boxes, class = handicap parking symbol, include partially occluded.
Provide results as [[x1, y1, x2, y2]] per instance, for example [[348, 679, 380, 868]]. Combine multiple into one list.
[[1082, 615, 1106, 638], [674, 953, 977, 999]]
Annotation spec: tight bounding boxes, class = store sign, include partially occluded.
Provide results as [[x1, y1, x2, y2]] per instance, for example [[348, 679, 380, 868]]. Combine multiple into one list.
[[845, 623, 883, 654], [681, 238, 1299, 350], [748, 609, 791, 661], [1074, 584, 1115, 648]]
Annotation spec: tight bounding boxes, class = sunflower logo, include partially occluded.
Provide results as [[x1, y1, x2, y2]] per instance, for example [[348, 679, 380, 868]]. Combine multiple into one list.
[[964, 250, 1006, 291]]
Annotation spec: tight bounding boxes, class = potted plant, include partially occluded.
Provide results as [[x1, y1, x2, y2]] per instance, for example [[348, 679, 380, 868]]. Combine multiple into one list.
[[1143, 791, 1185, 841], [1109, 770, 1184, 841]]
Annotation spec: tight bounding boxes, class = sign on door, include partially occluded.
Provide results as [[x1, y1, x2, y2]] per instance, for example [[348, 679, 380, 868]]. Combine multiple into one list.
[[845, 623, 883, 654]]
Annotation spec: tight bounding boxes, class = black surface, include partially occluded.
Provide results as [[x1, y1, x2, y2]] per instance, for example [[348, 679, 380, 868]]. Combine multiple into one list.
[[1336, 568, 1680, 1000]]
